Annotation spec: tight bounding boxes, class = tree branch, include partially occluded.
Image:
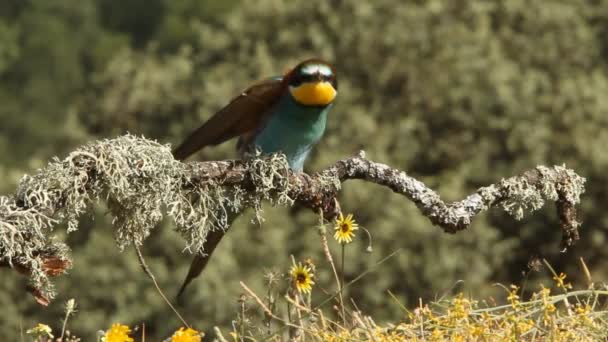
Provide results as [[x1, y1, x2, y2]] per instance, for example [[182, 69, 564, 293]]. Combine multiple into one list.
[[185, 151, 583, 246], [0, 135, 585, 302]]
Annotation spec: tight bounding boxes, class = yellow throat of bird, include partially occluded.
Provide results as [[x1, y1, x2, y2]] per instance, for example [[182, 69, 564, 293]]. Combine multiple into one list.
[[289, 81, 337, 106]]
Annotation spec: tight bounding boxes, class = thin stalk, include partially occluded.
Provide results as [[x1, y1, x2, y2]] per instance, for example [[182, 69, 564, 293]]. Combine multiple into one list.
[[133, 244, 189, 328], [340, 243, 346, 325], [60, 309, 70, 340], [317, 210, 346, 324]]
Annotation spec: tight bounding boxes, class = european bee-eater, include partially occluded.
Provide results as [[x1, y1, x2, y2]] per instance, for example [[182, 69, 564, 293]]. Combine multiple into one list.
[[174, 59, 338, 298]]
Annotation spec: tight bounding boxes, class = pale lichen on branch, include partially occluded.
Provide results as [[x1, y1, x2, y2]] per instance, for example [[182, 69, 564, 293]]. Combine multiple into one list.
[[0, 135, 586, 302], [323, 153, 584, 248]]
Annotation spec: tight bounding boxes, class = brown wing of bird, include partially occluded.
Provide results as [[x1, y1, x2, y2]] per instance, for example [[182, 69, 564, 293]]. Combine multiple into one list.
[[173, 78, 285, 160], [173, 77, 285, 299]]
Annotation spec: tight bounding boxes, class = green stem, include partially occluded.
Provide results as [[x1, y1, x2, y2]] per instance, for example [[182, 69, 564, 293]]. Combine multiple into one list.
[[60, 309, 69, 340], [340, 243, 346, 325]]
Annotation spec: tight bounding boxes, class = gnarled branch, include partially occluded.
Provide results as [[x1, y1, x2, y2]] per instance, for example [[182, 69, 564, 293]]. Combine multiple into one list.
[[0, 135, 585, 303]]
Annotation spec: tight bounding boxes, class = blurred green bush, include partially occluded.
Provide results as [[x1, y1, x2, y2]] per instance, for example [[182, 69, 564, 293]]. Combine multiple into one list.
[[1, 0, 607, 340]]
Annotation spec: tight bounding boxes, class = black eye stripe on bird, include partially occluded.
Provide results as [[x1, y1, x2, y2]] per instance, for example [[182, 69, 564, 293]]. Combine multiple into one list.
[[289, 70, 337, 92], [290, 74, 334, 85]]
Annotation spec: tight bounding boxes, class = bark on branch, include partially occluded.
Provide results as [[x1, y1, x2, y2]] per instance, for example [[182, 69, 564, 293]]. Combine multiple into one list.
[[186, 151, 584, 246], [0, 136, 585, 303]]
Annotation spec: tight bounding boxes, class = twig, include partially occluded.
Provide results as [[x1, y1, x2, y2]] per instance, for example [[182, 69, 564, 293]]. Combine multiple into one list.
[[133, 244, 190, 328], [239, 281, 296, 328], [340, 243, 346, 325], [284, 294, 315, 315], [317, 209, 346, 323], [543, 259, 575, 313], [214, 327, 229, 342], [238, 294, 246, 342], [60, 299, 75, 340], [580, 257, 593, 288], [313, 249, 402, 311], [284, 295, 342, 329], [60, 309, 70, 340]]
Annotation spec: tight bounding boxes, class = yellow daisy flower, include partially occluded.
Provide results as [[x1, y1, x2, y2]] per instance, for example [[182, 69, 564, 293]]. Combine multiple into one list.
[[290, 262, 315, 294], [334, 213, 359, 244], [26, 323, 54, 338], [171, 327, 203, 342], [104, 323, 134, 342]]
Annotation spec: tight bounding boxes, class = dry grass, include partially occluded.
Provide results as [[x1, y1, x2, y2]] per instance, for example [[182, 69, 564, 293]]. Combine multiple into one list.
[[26, 254, 608, 341], [214, 225, 608, 342]]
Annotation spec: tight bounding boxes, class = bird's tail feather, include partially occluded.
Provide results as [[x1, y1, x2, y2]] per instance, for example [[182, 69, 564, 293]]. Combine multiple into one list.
[[176, 209, 242, 301]]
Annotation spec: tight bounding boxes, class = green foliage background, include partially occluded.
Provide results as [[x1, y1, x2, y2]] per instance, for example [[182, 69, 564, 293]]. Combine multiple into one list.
[[1, 0, 608, 339]]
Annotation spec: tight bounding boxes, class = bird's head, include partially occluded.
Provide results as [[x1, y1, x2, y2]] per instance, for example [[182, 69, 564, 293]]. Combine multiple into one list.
[[286, 59, 338, 106]]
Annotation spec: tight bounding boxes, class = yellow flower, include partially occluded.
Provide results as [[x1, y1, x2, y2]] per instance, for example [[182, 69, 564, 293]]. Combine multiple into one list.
[[27, 323, 54, 338], [333, 213, 359, 244], [553, 272, 572, 289], [575, 304, 592, 315], [171, 327, 203, 342], [290, 262, 315, 294], [575, 304, 593, 326], [104, 323, 134, 342], [507, 284, 520, 309]]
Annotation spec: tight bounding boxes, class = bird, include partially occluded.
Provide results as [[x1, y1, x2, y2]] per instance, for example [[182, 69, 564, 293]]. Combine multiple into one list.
[[173, 59, 338, 298]]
